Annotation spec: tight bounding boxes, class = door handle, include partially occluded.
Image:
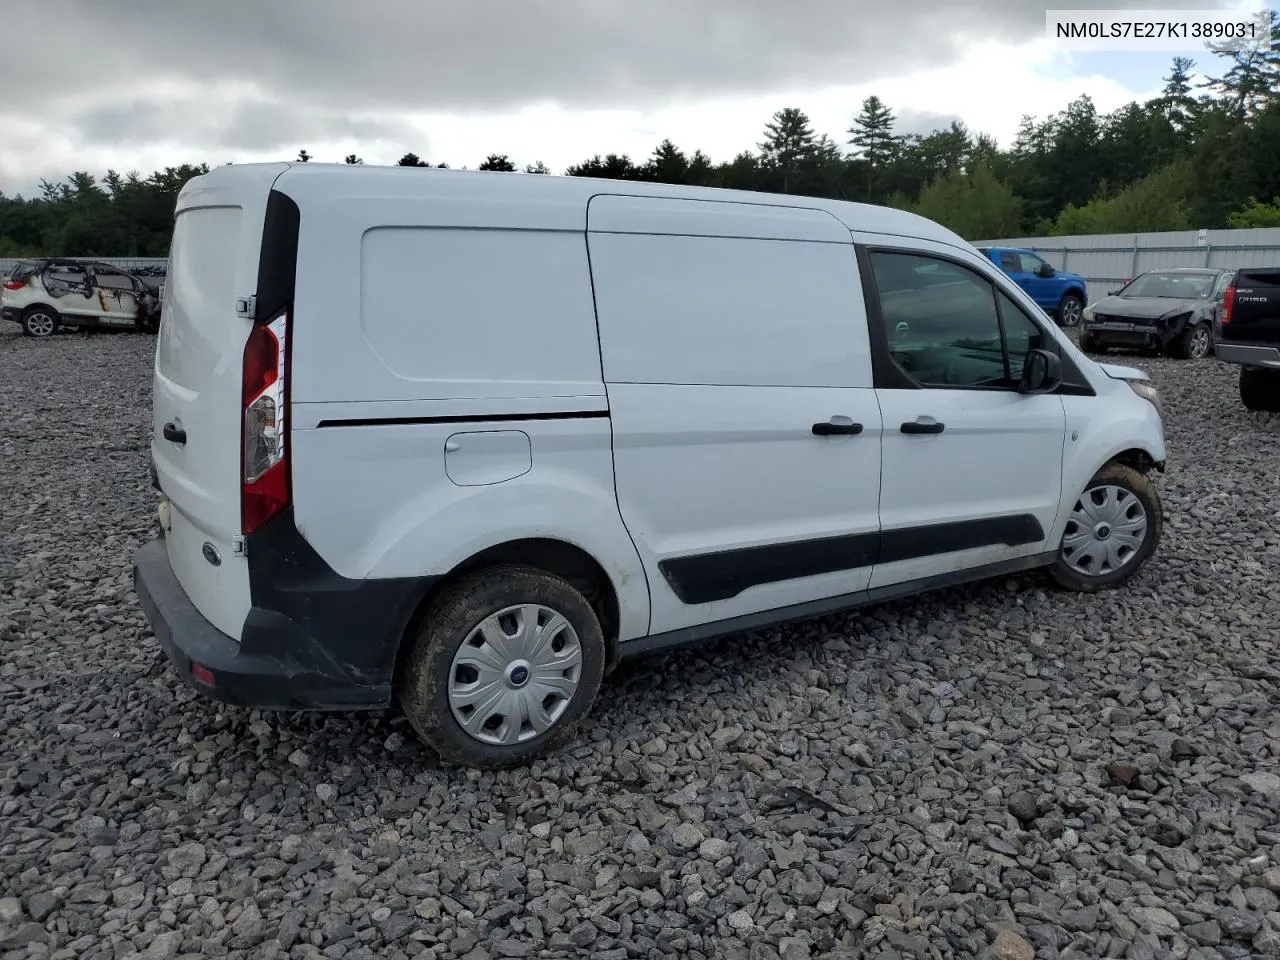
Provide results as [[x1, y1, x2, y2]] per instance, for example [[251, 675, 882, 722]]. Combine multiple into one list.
[[901, 419, 944, 435], [162, 422, 187, 445], [812, 419, 864, 436]]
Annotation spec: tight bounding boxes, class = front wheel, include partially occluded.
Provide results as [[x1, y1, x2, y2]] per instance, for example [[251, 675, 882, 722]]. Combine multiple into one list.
[[1050, 463, 1162, 592], [1172, 322, 1212, 360], [397, 564, 606, 769], [1056, 293, 1084, 327]]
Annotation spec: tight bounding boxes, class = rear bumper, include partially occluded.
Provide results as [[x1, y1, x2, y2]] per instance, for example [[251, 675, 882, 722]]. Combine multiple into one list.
[[132, 537, 394, 710], [1216, 342, 1280, 369], [1, 306, 19, 325]]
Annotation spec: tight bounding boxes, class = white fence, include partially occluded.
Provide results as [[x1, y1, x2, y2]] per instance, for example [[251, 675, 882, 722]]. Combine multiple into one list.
[[973, 227, 1280, 294]]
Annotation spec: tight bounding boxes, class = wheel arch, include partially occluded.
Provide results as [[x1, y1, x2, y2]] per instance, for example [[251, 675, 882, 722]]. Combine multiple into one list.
[[1108, 447, 1163, 475], [392, 537, 627, 694]]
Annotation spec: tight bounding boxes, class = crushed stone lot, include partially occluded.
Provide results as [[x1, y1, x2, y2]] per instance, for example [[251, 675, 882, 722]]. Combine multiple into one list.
[[2, 327, 1280, 960]]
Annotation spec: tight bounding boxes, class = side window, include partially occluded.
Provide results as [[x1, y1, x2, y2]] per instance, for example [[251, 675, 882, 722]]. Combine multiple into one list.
[[999, 252, 1020, 272], [996, 290, 1047, 380], [869, 251, 1008, 389], [1017, 252, 1045, 274]]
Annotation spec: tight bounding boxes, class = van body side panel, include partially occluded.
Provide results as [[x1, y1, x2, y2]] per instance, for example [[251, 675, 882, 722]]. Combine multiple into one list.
[[288, 418, 650, 642], [281, 193, 650, 641], [586, 195, 883, 637], [269, 177, 604, 406]]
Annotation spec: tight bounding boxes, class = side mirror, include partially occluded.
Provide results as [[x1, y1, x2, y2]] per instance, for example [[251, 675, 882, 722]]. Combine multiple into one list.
[[1106, 289, 1119, 297], [1036, 263, 1056, 278], [1019, 349, 1064, 395]]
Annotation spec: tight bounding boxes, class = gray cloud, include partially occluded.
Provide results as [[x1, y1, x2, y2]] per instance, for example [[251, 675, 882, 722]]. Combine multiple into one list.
[[894, 109, 967, 137], [63, 97, 406, 156], [2, 0, 1227, 119], [0, 0, 1236, 192]]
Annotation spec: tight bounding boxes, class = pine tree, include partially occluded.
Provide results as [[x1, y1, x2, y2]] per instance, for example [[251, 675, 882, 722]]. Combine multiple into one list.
[[758, 108, 818, 192], [646, 140, 690, 185], [479, 154, 516, 171], [1157, 57, 1198, 131], [847, 96, 899, 167], [1201, 9, 1280, 117]]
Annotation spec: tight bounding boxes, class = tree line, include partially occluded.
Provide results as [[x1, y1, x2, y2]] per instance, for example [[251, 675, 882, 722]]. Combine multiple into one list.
[[1, 14, 1278, 259]]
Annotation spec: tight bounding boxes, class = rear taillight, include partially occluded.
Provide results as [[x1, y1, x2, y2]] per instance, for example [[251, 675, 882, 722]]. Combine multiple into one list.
[[1222, 286, 1236, 324], [241, 310, 290, 535], [3, 280, 25, 290]]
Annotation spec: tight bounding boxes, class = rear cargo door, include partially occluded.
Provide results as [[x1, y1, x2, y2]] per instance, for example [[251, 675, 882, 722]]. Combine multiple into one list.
[[151, 163, 289, 639]]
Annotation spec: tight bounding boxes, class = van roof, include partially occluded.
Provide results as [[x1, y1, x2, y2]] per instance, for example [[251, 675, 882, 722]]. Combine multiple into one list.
[[181, 161, 972, 251]]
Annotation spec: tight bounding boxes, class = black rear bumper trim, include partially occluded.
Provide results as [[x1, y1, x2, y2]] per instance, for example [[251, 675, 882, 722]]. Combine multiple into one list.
[[133, 537, 423, 711]]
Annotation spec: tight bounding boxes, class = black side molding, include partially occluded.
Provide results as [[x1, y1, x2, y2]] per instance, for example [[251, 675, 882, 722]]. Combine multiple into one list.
[[878, 514, 1043, 564], [657, 514, 1046, 604], [317, 410, 610, 428], [660, 532, 880, 605], [623, 550, 1058, 661]]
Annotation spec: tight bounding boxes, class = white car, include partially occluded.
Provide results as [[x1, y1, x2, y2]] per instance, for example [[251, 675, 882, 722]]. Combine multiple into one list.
[[132, 162, 1168, 769], [1, 258, 162, 337]]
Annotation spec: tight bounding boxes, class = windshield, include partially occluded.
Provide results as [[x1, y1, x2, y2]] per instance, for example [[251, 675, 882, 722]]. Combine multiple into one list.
[[1122, 272, 1215, 299]]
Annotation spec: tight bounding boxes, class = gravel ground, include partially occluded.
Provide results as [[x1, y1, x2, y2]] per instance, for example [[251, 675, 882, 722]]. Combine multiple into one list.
[[2, 326, 1280, 960]]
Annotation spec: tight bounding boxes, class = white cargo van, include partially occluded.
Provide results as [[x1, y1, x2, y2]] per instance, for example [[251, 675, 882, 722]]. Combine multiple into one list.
[[133, 162, 1167, 768]]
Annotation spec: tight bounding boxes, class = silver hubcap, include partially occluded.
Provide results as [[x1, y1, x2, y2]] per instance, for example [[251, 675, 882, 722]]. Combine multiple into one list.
[[1061, 299, 1081, 325], [447, 603, 582, 746], [26, 313, 54, 336], [1061, 484, 1148, 577], [1190, 327, 1210, 358]]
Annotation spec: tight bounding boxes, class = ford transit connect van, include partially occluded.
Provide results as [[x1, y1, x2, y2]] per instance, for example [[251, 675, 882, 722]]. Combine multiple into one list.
[[132, 162, 1167, 769]]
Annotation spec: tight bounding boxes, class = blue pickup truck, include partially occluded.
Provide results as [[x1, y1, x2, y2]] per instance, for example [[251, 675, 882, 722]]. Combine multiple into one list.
[[975, 246, 1089, 327]]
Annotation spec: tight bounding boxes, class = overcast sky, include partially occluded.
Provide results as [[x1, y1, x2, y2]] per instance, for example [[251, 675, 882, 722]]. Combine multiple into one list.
[[0, 0, 1263, 197]]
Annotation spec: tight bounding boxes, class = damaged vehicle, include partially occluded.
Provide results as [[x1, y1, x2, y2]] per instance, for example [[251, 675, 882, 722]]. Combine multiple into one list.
[[1, 258, 162, 338]]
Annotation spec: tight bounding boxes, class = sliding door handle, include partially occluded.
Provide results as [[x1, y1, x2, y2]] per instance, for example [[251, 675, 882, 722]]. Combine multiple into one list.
[[812, 419, 864, 436], [901, 420, 944, 435]]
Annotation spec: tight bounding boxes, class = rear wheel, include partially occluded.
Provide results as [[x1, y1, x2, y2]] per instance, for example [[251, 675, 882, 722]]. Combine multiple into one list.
[[1240, 366, 1280, 413], [1056, 293, 1084, 327], [397, 564, 606, 769], [21, 306, 59, 338], [1051, 463, 1162, 592], [1172, 322, 1211, 360]]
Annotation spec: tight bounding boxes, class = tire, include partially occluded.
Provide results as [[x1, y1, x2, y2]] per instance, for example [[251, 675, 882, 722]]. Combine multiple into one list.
[[21, 306, 59, 338], [1240, 366, 1280, 413], [1078, 332, 1097, 353], [1171, 322, 1212, 360], [1056, 293, 1084, 327], [1050, 462, 1162, 592], [397, 564, 606, 769]]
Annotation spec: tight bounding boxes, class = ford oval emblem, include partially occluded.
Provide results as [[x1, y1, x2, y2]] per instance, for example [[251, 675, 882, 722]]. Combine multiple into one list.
[[202, 543, 222, 566]]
